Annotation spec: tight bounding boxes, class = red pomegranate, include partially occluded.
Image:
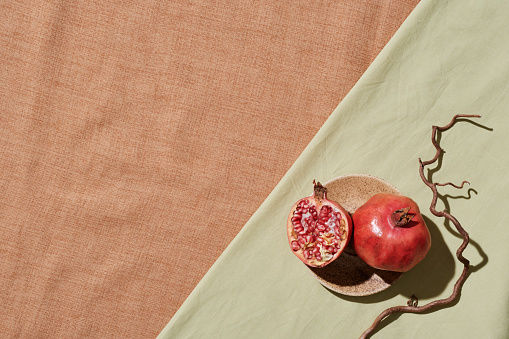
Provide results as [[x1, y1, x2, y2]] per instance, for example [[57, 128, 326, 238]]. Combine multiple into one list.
[[287, 181, 353, 268], [352, 193, 431, 272]]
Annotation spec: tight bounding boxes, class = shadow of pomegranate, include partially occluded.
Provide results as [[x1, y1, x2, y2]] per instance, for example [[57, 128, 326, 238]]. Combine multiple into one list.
[[322, 215, 455, 303], [308, 241, 402, 296], [395, 215, 455, 300]]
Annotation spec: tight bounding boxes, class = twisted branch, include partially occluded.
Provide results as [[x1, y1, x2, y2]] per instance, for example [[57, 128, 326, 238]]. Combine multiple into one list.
[[359, 114, 481, 339]]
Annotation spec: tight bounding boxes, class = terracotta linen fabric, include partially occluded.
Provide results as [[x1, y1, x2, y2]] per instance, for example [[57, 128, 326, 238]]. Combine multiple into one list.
[[0, 0, 418, 338]]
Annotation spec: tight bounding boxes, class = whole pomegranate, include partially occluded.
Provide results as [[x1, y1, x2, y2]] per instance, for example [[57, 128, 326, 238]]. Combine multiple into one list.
[[352, 193, 431, 272], [287, 181, 352, 268]]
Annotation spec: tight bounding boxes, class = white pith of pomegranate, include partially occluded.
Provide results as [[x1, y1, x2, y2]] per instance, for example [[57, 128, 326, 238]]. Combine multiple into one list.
[[287, 181, 353, 268]]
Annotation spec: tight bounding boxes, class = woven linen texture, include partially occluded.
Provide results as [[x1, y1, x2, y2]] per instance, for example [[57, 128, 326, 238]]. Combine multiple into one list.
[[0, 0, 417, 337]]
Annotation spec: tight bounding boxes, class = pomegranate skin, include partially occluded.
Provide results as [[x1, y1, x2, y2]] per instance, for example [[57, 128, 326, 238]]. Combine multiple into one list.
[[352, 193, 431, 272]]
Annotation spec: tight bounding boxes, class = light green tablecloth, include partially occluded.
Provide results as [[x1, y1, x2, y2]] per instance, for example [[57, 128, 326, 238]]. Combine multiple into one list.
[[159, 0, 509, 337]]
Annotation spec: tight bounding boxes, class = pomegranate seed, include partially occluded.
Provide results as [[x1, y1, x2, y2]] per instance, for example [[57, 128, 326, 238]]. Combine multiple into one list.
[[288, 182, 353, 268]]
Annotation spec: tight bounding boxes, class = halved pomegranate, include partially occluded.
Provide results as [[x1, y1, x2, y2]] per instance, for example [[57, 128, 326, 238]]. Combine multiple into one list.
[[287, 180, 353, 267]]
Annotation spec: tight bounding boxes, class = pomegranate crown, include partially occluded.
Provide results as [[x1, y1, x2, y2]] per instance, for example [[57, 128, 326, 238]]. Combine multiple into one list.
[[312, 180, 327, 202], [391, 207, 414, 227]]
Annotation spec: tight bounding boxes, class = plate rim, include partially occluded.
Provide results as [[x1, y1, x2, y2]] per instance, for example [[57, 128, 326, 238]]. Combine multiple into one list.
[[307, 173, 404, 296]]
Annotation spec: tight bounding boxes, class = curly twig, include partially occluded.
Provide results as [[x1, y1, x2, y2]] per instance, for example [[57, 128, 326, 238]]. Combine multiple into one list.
[[359, 114, 481, 339]]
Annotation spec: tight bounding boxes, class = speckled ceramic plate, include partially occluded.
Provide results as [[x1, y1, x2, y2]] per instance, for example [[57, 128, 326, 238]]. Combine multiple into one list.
[[307, 174, 404, 296]]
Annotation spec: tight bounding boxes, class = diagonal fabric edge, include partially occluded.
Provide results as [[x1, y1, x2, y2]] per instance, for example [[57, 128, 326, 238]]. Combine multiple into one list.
[[156, 0, 431, 336], [159, 0, 509, 337]]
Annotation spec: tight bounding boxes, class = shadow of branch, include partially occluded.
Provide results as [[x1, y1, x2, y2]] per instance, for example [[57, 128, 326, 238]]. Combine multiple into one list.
[[360, 116, 493, 338], [454, 118, 493, 131], [436, 190, 488, 273], [424, 125, 488, 275]]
